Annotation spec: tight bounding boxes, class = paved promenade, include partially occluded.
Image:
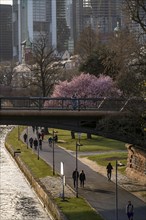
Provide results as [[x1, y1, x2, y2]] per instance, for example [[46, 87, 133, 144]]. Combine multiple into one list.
[[23, 127, 146, 220]]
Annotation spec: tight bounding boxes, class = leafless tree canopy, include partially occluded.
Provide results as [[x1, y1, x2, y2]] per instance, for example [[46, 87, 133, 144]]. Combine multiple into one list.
[[75, 26, 100, 60], [30, 34, 60, 97], [124, 0, 146, 32]]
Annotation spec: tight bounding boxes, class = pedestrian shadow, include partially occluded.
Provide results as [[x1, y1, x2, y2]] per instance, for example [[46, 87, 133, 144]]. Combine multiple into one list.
[[85, 187, 114, 194]]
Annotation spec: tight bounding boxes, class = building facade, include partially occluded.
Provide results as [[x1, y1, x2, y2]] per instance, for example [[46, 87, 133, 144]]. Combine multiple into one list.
[[0, 4, 13, 62], [12, 0, 70, 63]]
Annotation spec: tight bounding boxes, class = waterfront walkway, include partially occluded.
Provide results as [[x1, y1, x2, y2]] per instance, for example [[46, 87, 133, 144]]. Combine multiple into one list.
[[22, 127, 146, 220]]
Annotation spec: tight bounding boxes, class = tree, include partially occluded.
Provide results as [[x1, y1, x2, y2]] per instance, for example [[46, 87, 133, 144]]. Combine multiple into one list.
[[51, 73, 121, 98], [0, 61, 15, 86], [74, 26, 100, 60], [79, 50, 105, 76], [124, 0, 146, 33], [29, 33, 60, 97], [100, 30, 146, 96]]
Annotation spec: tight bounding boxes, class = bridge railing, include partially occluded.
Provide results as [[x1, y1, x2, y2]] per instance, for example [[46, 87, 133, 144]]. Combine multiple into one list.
[[0, 96, 145, 112]]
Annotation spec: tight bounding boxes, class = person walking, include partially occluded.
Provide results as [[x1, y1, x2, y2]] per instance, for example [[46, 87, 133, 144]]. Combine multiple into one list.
[[72, 169, 79, 188], [29, 137, 33, 148], [48, 137, 53, 147], [79, 170, 86, 187], [126, 201, 134, 220], [33, 138, 38, 150], [23, 133, 27, 143], [71, 94, 78, 110], [39, 138, 42, 150], [106, 162, 113, 181]]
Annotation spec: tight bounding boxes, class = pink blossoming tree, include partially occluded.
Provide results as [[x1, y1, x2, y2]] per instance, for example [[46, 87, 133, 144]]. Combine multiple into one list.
[[52, 73, 122, 98]]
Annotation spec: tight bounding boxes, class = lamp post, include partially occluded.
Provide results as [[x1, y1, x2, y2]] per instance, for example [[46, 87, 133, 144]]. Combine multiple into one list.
[[76, 141, 79, 198], [115, 160, 118, 220], [36, 126, 39, 160], [53, 130, 55, 175], [18, 126, 20, 140]]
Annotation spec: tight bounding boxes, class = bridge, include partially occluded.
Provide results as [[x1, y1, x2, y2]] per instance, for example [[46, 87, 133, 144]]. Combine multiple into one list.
[[0, 96, 145, 147]]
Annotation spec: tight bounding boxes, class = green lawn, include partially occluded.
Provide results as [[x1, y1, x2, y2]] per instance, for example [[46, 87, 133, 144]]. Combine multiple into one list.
[[55, 197, 103, 220], [46, 129, 126, 152], [87, 152, 127, 174]]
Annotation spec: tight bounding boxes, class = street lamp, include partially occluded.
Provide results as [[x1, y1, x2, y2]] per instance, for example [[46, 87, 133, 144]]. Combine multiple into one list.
[[115, 160, 118, 220], [52, 130, 55, 175], [76, 141, 79, 198]]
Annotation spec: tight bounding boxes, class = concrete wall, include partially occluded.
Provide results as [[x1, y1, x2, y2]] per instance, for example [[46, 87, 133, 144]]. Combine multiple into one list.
[[5, 143, 67, 220], [126, 144, 146, 184]]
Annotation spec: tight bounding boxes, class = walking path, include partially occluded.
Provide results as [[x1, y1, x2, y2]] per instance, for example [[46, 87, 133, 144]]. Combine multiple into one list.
[[22, 127, 146, 220]]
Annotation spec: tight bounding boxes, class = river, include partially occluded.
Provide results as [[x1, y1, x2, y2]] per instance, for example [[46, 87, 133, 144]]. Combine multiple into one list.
[[0, 126, 53, 220]]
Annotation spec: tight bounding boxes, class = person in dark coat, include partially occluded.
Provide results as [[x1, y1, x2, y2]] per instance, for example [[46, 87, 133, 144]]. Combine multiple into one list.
[[126, 201, 134, 220], [106, 162, 113, 181], [29, 137, 33, 148], [39, 138, 42, 150], [33, 138, 38, 150], [23, 133, 27, 143], [79, 170, 86, 187], [72, 168, 79, 188]]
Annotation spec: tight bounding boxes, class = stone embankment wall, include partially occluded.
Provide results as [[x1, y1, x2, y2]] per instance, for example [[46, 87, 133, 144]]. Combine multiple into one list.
[[5, 143, 67, 220], [126, 144, 146, 185]]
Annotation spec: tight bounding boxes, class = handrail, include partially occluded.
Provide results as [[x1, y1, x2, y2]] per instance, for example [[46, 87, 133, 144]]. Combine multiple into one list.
[[0, 96, 145, 112]]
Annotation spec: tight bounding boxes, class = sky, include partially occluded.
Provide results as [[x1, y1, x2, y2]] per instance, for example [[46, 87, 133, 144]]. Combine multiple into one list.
[[0, 0, 12, 4]]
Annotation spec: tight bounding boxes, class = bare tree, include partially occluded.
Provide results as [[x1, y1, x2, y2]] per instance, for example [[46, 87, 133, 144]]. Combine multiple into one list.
[[124, 0, 146, 33], [100, 30, 146, 96], [29, 34, 60, 97], [74, 26, 100, 60], [0, 61, 16, 86]]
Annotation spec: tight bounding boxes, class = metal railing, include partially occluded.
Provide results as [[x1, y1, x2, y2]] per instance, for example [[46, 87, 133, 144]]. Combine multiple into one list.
[[0, 96, 145, 112]]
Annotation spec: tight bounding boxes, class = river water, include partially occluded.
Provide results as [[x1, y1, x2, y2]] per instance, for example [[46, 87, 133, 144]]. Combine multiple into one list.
[[0, 126, 52, 220]]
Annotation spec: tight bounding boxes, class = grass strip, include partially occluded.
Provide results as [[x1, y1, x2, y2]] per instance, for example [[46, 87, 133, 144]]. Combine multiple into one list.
[[55, 197, 103, 220], [6, 126, 53, 178]]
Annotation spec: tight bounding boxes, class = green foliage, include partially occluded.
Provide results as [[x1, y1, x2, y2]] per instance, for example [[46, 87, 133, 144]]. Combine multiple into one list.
[[55, 197, 103, 220], [79, 52, 104, 76]]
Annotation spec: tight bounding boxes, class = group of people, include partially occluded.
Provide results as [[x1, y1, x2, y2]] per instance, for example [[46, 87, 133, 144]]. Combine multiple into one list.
[[72, 169, 86, 188], [48, 134, 58, 147], [23, 127, 45, 151]]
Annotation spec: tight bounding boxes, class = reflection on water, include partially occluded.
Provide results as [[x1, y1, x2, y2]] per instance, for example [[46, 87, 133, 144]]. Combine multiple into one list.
[[0, 126, 52, 220]]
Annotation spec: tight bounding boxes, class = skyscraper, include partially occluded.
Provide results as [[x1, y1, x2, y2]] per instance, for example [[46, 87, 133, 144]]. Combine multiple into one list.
[[0, 4, 13, 61], [12, 0, 70, 63]]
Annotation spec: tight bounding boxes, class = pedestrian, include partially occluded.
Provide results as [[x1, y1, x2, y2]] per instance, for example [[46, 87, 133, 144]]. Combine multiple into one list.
[[48, 137, 53, 147], [33, 138, 38, 150], [23, 133, 27, 143], [71, 94, 78, 110], [72, 168, 79, 188], [126, 201, 134, 220], [29, 137, 33, 148], [39, 138, 42, 150], [54, 134, 58, 143], [106, 162, 113, 181], [41, 131, 44, 140], [79, 170, 86, 187]]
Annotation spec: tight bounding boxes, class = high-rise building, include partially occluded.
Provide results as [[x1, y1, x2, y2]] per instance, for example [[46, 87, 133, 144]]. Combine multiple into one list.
[[68, 0, 123, 48], [12, 0, 70, 63], [0, 4, 13, 62]]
